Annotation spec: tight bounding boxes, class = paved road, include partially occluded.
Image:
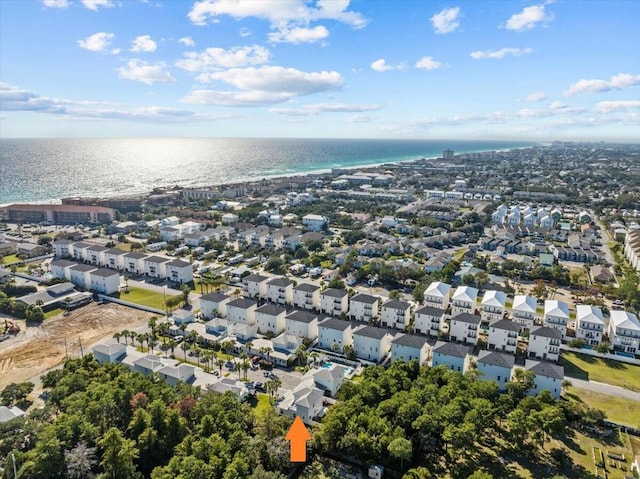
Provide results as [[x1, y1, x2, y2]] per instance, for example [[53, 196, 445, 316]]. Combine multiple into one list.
[[570, 377, 640, 401]]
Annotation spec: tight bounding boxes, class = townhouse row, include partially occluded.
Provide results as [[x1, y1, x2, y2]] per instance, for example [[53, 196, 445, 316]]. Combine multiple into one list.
[[53, 240, 193, 284]]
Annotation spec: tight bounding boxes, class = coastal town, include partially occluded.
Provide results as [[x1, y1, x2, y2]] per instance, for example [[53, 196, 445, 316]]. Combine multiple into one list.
[[1, 142, 640, 478]]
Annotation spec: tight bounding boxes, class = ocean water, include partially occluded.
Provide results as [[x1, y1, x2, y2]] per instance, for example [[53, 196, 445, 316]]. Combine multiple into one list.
[[0, 138, 531, 204]]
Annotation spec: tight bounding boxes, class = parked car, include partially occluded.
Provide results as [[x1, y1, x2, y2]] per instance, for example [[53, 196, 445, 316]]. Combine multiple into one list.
[[174, 335, 184, 343]]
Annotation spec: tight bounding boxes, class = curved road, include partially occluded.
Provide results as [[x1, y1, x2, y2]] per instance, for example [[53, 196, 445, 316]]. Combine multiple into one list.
[[570, 377, 640, 401]]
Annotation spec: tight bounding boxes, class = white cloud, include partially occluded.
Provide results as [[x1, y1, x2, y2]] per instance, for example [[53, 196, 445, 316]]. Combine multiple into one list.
[[117, 59, 176, 84], [430, 7, 461, 34], [549, 101, 566, 109], [269, 102, 381, 116], [182, 65, 344, 107], [130, 35, 157, 53], [470, 47, 532, 59], [523, 91, 547, 102], [187, 0, 368, 35], [179, 36, 196, 47], [268, 25, 329, 44], [42, 0, 69, 8], [370, 58, 405, 72], [82, 0, 114, 11], [596, 100, 640, 113], [176, 45, 270, 74], [348, 114, 372, 123], [239, 27, 252, 37], [505, 4, 553, 31], [564, 73, 640, 96], [415, 56, 443, 70], [77, 32, 115, 53]]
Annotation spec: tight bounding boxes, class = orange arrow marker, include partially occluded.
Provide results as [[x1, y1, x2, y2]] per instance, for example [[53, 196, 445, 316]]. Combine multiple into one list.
[[285, 416, 311, 462]]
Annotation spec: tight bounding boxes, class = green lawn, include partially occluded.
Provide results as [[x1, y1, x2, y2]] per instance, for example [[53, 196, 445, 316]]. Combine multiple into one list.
[[120, 286, 181, 310], [453, 248, 467, 262], [44, 308, 64, 318], [1, 254, 22, 265], [250, 394, 273, 416], [567, 387, 640, 428], [560, 351, 640, 391]]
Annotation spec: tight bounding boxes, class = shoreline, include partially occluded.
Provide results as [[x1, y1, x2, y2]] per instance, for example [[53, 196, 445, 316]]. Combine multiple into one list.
[[0, 143, 535, 207]]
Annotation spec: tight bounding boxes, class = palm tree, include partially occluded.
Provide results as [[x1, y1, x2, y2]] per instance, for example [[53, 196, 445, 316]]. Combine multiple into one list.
[[148, 338, 157, 354], [180, 284, 191, 306], [181, 342, 190, 362], [179, 324, 188, 335], [167, 339, 176, 357], [191, 344, 201, 367], [157, 321, 170, 338], [113, 332, 122, 344], [561, 379, 572, 396], [246, 341, 254, 355], [241, 358, 250, 381], [310, 351, 320, 367], [216, 357, 225, 375], [121, 330, 130, 346], [294, 344, 308, 366], [222, 340, 235, 360], [148, 316, 158, 338], [136, 333, 146, 350], [235, 360, 242, 379]]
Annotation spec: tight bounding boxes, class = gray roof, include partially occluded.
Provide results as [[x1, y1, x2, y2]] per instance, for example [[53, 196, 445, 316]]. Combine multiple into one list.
[[0, 405, 25, 423], [200, 292, 229, 303], [144, 255, 171, 263], [268, 277, 293, 287], [87, 245, 109, 252], [91, 268, 119, 278], [491, 319, 522, 332], [351, 293, 378, 304], [451, 312, 482, 325], [415, 305, 445, 317], [526, 360, 564, 380], [286, 310, 318, 323], [48, 282, 76, 295], [243, 273, 269, 283], [71, 263, 97, 272], [255, 303, 287, 316], [227, 298, 257, 309], [354, 325, 392, 340], [53, 239, 73, 245], [51, 258, 77, 268], [72, 241, 93, 249], [104, 248, 128, 256], [530, 326, 562, 340], [477, 350, 515, 369], [382, 300, 411, 311], [294, 283, 320, 293], [319, 317, 352, 331], [433, 341, 471, 358], [166, 259, 191, 268], [321, 288, 348, 298], [391, 333, 428, 349], [124, 252, 148, 259]]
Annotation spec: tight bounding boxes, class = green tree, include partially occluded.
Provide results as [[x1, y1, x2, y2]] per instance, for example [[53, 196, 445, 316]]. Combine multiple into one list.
[[388, 437, 412, 472], [64, 441, 97, 479], [99, 427, 139, 479]]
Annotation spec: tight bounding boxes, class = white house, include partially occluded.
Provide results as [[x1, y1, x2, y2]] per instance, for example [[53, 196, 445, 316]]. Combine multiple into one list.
[[242, 274, 270, 299], [318, 318, 355, 351], [266, 277, 294, 305], [480, 290, 507, 323], [86, 245, 109, 266], [51, 258, 76, 281], [53, 239, 74, 258], [476, 350, 515, 391], [200, 292, 230, 319], [524, 360, 564, 399], [352, 326, 393, 363], [575, 305, 605, 346], [511, 295, 537, 328], [208, 377, 250, 402], [320, 288, 349, 316], [89, 268, 120, 294], [349, 293, 380, 322], [165, 259, 193, 284], [221, 213, 239, 225], [285, 310, 319, 340], [487, 319, 521, 354], [69, 263, 97, 289], [423, 281, 451, 310], [303, 364, 344, 397], [159, 364, 196, 386], [302, 214, 328, 232], [278, 384, 324, 425], [93, 343, 127, 364], [451, 286, 478, 315], [292, 283, 321, 311], [171, 308, 196, 325], [123, 252, 147, 274], [143, 256, 171, 279], [608, 310, 640, 354], [255, 303, 287, 336], [431, 341, 471, 373], [378, 300, 410, 330], [133, 355, 165, 376], [104, 247, 128, 271], [528, 326, 562, 362], [226, 298, 258, 325], [70, 241, 92, 262], [543, 300, 570, 340], [449, 312, 481, 345], [414, 305, 444, 337], [0, 406, 25, 423], [391, 334, 430, 365]]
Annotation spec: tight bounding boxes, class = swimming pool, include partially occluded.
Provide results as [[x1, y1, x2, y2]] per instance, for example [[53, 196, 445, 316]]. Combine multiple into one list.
[[615, 351, 635, 359], [322, 361, 353, 376]]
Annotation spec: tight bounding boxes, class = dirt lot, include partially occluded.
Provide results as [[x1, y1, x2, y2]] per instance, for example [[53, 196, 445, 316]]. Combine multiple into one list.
[[0, 302, 153, 389]]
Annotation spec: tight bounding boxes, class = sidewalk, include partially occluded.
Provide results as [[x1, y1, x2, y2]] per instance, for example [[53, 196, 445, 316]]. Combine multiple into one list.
[[570, 377, 640, 401]]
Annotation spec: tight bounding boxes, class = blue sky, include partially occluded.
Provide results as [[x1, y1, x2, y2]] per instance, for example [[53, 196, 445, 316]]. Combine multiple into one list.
[[1, 0, 639, 140]]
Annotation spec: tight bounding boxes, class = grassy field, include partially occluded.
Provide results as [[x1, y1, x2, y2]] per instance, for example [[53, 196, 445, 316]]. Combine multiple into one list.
[[561, 350, 640, 391], [44, 308, 64, 319], [1, 254, 22, 265], [120, 286, 181, 310], [249, 393, 273, 416], [566, 387, 640, 428]]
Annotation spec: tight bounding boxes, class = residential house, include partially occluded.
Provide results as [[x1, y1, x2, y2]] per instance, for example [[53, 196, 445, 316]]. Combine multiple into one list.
[[480, 290, 507, 323], [207, 377, 250, 402], [302, 364, 344, 397], [352, 326, 393, 363], [171, 308, 195, 325], [123, 252, 147, 274], [200, 292, 231, 319], [85, 245, 108, 265], [285, 310, 319, 340], [226, 298, 258, 325], [431, 341, 471, 373], [50, 258, 76, 281], [575, 305, 605, 346], [132, 355, 165, 376], [302, 214, 328, 232], [159, 364, 196, 386], [242, 274, 270, 299], [451, 286, 479, 315], [317, 318, 355, 352], [292, 283, 321, 311], [52, 239, 73, 258], [511, 295, 537, 328], [448, 312, 481, 345], [487, 319, 521, 354], [413, 305, 444, 337], [255, 303, 287, 335], [423, 281, 451, 310], [266, 277, 294, 306], [349, 293, 380, 322], [70, 241, 92, 261], [380, 300, 412, 330], [528, 326, 562, 362], [320, 288, 349, 317], [69, 263, 97, 290], [89, 268, 120, 294], [143, 256, 171, 279], [0, 406, 25, 423], [103, 247, 128, 271], [93, 343, 127, 364], [278, 384, 325, 425], [165, 259, 193, 284], [391, 334, 430, 365], [543, 300, 570, 340], [476, 350, 515, 391], [608, 310, 640, 354], [524, 360, 564, 399]]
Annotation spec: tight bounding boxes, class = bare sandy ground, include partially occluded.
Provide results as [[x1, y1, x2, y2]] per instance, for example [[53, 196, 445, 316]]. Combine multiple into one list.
[[0, 303, 153, 389]]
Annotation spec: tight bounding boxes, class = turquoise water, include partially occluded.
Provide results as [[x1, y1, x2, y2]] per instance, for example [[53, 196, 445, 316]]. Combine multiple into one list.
[[322, 361, 353, 375], [615, 351, 635, 358], [0, 138, 532, 204]]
